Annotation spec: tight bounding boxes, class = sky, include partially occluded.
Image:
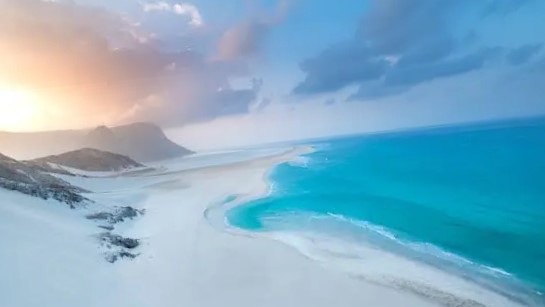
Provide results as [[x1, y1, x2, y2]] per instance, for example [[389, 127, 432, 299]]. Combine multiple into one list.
[[0, 0, 544, 148]]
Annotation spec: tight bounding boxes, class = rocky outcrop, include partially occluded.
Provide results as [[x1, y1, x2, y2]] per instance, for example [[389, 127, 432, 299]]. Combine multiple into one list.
[[0, 153, 87, 207], [98, 232, 140, 263], [104, 251, 138, 263], [87, 206, 144, 263], [1, 151, 143, 264], [86, 206, 145, 225], [99, 232, 139, 249]]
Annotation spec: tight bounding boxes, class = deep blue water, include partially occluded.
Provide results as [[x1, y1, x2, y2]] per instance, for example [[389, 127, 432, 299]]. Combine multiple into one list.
[[227, 117, 545, 298]]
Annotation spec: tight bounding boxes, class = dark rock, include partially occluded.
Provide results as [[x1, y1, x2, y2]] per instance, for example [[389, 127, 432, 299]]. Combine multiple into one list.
[[86, 212, 113, 221], [86, 206, 144, 224], [119, 251, 138, 259], [105, 251, 138, 263], [90, 207, 144, 263], [0, 152, 87, 206], [116, 206, 144, 221], [99, 232, 140, 263], [0, 178, 87, 207], [99, 232, 139, 249]]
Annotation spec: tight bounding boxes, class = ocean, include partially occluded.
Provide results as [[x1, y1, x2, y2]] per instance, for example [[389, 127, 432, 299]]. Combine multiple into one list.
[[226, 117, 545, 304]]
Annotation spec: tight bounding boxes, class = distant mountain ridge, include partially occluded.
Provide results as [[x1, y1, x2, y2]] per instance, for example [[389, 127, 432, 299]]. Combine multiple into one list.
[[84, 123, 192, 162], [0, 122, 193, 162], [31, 148, 143, 172]]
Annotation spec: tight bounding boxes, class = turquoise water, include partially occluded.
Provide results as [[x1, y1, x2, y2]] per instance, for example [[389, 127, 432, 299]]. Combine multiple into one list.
[[227, 117, 545, 299]]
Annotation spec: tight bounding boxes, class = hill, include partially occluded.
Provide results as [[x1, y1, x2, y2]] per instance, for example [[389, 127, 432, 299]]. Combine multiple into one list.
[[0, 122, 193, 162], [84, 123, 193, 162], [31, 148, 143, 172], [0, 153, 86, 206]]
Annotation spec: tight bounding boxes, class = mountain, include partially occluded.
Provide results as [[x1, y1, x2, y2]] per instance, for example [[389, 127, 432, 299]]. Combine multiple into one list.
[[85, 126, 119, 153], [31, 148, 143, 172], [0, 153, 86, 206], [84, 123, 193, 162], [0, 129, 83, 160], [0, 122, 193, 162]]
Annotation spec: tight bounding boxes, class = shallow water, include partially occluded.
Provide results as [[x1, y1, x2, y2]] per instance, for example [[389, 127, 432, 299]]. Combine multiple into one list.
[[227, 117, 545, 301]]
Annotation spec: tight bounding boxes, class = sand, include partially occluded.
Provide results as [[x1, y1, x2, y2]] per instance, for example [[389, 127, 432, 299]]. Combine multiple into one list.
[[0, 146, 527, 307]]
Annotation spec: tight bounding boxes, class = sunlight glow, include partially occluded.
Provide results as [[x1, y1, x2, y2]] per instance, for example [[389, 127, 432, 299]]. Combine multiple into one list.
[[0, 86, 45, 131]]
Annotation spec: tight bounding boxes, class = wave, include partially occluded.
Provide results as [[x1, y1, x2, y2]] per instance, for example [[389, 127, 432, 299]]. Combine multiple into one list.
[[287, 155, 312, 168], [218, 125, 545, 305], [272, 212, 519, 277], [220, 146, 519, 289], [319, 211, 532, 295], [234, 210, 544, 306]]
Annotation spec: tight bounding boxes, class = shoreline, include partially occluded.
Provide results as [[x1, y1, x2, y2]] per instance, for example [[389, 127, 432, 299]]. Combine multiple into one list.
[[108, 145, 441, 307], [217, 145, 543, 307], [2, 144, 539, 307], [204, 145, 315, 234]]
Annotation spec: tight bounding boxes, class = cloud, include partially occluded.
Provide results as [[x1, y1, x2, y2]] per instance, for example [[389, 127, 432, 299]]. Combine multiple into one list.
[[217, 21, 270, 61], [0, 0, 257, 130], [293, 43, 388, 94], [143, 1, 170, 12], [216, 0, 292, 61], [324, 98, 336, 105], [143, 2, 203, 27], [173, 4, 203, 27], [358, 0, 466, 58], [385, 48, 501, 87], [253, 97, 272, 112], [293, 0, 535, 100], [481, 0, 533, 16], [507, 44, 542, 66], [348, 48, 502, 100]]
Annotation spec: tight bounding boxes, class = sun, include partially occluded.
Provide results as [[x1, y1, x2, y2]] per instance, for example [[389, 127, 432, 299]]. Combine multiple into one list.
[[0, 87, 45, 131]]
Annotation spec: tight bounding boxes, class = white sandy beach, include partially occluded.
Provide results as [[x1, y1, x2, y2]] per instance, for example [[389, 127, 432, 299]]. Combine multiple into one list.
[[0, 147, 529, 307]]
